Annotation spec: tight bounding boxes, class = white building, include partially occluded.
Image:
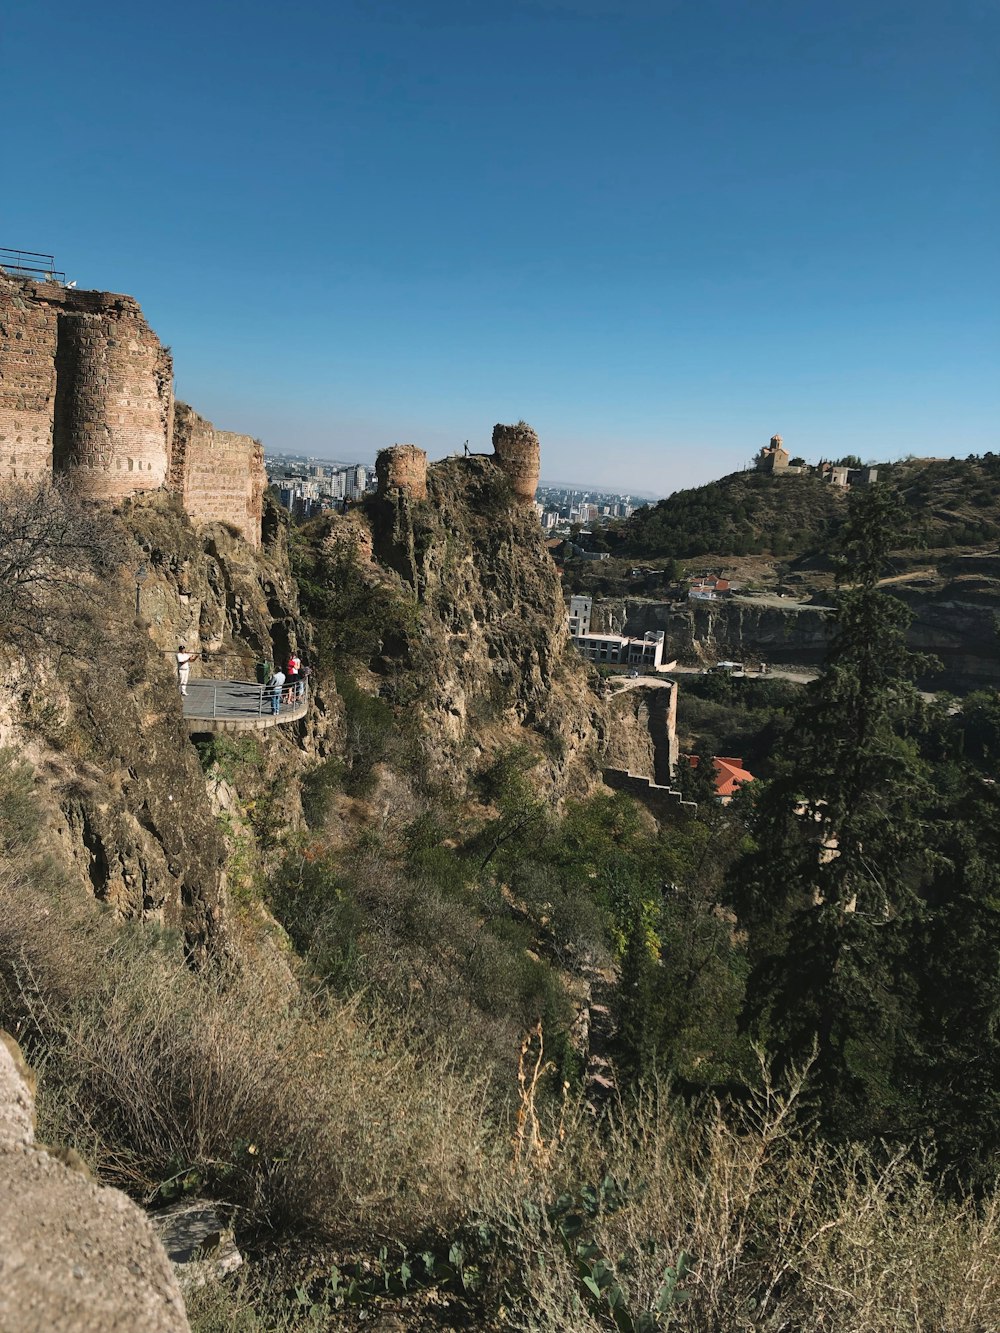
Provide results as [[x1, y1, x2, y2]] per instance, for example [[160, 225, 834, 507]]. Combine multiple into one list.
[[567, 596, 671, 671], [572, 629, 669, 672], [344, 465, 367, 500], [568, 595, 592, 636]]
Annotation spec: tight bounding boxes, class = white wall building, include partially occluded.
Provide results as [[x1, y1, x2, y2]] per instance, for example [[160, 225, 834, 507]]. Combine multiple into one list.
[[567, 596, 671, 671], [572, 629, 669, 671], [569, 595, 592, 636]]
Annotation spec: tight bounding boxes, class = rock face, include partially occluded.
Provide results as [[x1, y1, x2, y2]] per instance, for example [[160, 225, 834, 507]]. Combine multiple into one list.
[[361, 452, 642, 797], [621, 596, 835, 666], [895, 582, 1000, 691], [0, 1032, 190, 1333], [0, 491, 334, 955], [620, 584, 1000, 691]]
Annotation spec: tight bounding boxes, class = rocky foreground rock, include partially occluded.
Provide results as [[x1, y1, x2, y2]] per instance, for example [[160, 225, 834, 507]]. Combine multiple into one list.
[[0, 1031, 190, 1333]]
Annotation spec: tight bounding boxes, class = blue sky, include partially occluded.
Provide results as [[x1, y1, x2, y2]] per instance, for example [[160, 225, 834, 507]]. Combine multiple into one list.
[[3, 0, 996, 494]]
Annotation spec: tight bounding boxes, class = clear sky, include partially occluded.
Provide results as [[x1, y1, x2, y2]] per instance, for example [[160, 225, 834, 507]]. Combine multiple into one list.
[[3, 0, 997, 495]]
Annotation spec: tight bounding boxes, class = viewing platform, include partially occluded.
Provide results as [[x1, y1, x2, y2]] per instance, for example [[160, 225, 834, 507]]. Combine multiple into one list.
[[181, 678, 309, 734]]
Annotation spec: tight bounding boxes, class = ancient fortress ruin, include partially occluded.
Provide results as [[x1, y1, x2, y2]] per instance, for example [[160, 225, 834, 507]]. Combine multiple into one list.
[[0, 273, 265, 546], [2, 265, 541, 544], [375, 422, 541, 504]]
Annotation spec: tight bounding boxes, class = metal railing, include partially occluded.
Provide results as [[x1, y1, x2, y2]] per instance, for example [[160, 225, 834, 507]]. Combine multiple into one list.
[[182, 676, 310, 721], [0, 247, 66, 283]]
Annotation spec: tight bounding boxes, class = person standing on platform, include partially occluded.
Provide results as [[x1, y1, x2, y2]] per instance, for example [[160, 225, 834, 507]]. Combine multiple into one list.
[[176, 645, 198, 697], [267, 667, 285, 716]]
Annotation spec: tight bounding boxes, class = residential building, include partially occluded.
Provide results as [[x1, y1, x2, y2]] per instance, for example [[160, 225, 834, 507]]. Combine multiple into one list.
[[566, 601, 671, 672], [571, 629, 669, 671], [687, 754, 756, 803]]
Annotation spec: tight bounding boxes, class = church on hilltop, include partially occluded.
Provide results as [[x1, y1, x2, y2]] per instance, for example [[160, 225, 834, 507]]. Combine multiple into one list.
[[755, 434, 805, 475], [755, 433, 877, 489]]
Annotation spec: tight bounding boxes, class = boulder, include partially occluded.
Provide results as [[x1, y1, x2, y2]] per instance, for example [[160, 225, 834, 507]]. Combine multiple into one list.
[[0, 1032, 190, 1333]]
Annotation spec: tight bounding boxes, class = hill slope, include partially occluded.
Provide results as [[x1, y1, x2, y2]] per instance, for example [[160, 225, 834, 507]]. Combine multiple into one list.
[[622, 454, 1000, 560], [623, 469, 845, 558]]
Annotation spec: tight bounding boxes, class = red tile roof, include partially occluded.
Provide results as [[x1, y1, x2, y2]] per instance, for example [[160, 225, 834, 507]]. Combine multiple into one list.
[[713, 756, 755, 798]]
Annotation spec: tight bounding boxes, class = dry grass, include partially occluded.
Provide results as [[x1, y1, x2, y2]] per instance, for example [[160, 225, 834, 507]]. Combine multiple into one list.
[[0, 858, 493, 1245], [4, 748, 1000, 1331], [488, 1061, 1000, 1332]]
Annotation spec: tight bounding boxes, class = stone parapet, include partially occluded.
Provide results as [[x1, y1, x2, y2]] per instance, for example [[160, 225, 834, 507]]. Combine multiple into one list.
[[602, 768, 697, 821], [376, 444, 428, 501], [492, 422, 540, 503]]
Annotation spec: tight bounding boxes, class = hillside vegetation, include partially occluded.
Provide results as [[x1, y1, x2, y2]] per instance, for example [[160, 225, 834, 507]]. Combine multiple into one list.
[[621, 453, 1000, 559], [624, 469, 843, 558], [7, 472, 1000, 1330]]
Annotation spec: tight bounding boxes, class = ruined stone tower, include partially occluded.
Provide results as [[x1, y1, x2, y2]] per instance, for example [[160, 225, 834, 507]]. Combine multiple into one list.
[[491, 422, 540, 504], [0, 273, 266, 546], [375, 444, 428, 501], [52, 291, 173, 499]]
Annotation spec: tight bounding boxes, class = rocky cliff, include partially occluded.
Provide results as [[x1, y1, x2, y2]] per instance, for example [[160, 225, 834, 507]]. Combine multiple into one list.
[[616, 584, 1000, 690], [373, 453, 610, 793], [0, 490, 334, 956], [318, 452, 652, 798], [619, 596, 835, 667]]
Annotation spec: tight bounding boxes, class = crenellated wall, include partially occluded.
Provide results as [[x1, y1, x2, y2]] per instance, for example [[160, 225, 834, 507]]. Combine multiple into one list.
[[0, 274, 264, 545]]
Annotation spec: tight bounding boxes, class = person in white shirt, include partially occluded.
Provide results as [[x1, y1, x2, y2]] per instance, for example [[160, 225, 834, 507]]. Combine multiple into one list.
[[176, 645, 198, 696]]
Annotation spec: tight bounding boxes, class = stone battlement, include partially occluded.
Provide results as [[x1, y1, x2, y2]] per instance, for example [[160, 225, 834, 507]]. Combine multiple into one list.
[[0, 274, 265, 547]]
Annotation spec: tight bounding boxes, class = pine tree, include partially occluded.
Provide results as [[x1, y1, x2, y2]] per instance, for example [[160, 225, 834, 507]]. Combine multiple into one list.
[[905, 766, 1000, 1188], [731, 485, 935, 1139]]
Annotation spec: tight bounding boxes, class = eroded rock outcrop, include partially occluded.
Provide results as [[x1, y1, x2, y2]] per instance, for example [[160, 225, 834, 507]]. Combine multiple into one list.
[[328, 449, 650, 799], [0, 490, 336, 955]]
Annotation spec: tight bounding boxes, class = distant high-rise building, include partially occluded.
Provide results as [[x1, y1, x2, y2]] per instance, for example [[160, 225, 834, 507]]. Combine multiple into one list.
[[345, 465, 367, 500]]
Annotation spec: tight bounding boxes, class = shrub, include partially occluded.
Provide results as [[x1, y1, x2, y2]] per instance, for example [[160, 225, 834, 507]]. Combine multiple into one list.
[[0, 477, 129, 655]]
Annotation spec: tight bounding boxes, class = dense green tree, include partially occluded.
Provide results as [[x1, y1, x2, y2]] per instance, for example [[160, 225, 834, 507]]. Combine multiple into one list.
[[731, 485, 935, 1139], [906, 778, 1000, 1187]]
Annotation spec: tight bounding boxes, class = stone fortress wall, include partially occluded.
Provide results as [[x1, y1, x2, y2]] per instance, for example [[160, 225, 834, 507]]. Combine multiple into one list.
[[0, 274, 264, 546], [0, 291, 59, 483], [376, 422, 542, 504], [170, 402, 265, 539]]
